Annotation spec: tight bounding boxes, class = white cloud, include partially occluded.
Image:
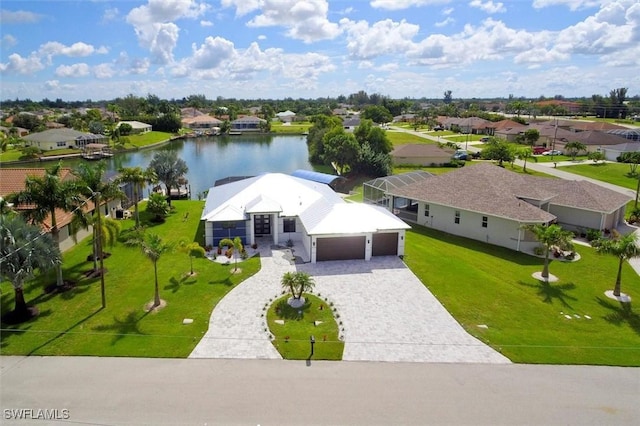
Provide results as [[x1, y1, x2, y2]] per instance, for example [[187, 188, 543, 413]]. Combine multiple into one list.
[[442, 7, 454, 15], [246, 0, 341, 43], [102, 8, 119, 23], [469, 1, 506, 14], [532, 0, 601, 11], [55, 63, 90, 78], [39, 41, 108, 63], [0, 9, 43, 23], [0, 53, 44, 75], [42, 80, 76, 92], [257, 35, 267, 40], [129, 57, 151, 74], [435, 17, 454, 27], [200, 20, 213, 27], [220, 0, 262, 17], [342, 18, 420, 59], [370, 0, 447, 11], [1, 34, 17, 48], [190, 36, 236, 69], [126, 0, 209, 64], [93, 63, 116, 79]]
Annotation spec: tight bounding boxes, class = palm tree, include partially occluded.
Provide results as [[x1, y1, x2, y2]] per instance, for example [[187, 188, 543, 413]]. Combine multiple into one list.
[[179, 241, 205, 275], [0, 215, 61, 322], [281, 271, 297, 299], [9, 162, 82, 289], [524, 224, 574, 280], [564, 141, 587, 161], [594, 231, 640, 297], [516, 147, 537, 173], [117, 166, 157, 228], [148, 151, 188, 206], [294, 272, 315, 299], [127, 232, 173, 308]]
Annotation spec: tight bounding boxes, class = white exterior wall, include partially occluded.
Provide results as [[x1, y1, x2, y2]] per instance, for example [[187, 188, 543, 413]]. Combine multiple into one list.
[[417, 202, 533, 251], [398, 230, 406, 256], [550, 205, 603, 231], [277, 216, 303, 246]]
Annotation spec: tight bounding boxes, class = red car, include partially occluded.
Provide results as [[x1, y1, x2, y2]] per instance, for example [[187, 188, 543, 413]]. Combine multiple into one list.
[[532, 146, 548, 155]]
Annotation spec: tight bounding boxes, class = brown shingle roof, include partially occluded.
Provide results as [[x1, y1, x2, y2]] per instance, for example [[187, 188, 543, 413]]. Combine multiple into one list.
[[388, 162, 630, 222]]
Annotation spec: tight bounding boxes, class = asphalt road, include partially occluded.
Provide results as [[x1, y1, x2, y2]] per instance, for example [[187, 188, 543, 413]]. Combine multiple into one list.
[[1, 356, 638, 425]]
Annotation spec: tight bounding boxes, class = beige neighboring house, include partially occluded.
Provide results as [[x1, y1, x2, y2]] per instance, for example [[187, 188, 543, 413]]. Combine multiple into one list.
[[182, 115, 223, 130], [117, 120, 152, 134], [377, 163, 630, 253], [391, 144, 455, 166], [22, 128, 108, 150]]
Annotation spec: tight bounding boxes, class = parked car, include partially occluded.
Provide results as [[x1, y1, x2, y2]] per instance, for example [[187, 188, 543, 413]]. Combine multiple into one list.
[[433, 126, 444, 131], [453, 149, 468, 160], [542, 149, 563, 156], [532, 146, 548, 155], [480, 137, 490, 142]]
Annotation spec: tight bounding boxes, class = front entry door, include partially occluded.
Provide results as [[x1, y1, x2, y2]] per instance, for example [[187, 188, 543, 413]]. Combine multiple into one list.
[[254, 214, 271, 236]]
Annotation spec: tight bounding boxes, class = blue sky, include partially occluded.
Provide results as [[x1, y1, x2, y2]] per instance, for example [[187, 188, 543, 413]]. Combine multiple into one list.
[[1, 0, 639, 101]]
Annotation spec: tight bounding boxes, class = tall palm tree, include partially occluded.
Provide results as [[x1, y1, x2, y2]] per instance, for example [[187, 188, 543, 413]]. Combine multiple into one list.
[[564, 141, 587, 161], [9, 162, 82, 288], [117, 166, 157, 228], [128, 232, 172, 308], [148, 151, 188, 206], [524, 224, 574, 280], [595, 231, 640, 297], [0, 215, 61, 321]]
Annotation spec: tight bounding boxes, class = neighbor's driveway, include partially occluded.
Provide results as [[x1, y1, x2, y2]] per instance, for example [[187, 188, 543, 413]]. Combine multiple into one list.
[[190, 246, 509, 363]]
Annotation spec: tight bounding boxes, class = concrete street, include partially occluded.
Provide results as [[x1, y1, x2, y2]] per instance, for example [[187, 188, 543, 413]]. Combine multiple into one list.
[[1, 356, 639, 425]]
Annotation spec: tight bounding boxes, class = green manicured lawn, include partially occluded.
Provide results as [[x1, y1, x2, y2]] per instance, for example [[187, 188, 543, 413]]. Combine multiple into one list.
[[387, 131, 434, 146], [0, 200, 260, 357], [404, 225, 640, 366], [270, 122, 312, 134], [0, 146, 28, 162], [559, 162, 637, 190], [267, 293, 344, 360], [123, 131, 174, 148]]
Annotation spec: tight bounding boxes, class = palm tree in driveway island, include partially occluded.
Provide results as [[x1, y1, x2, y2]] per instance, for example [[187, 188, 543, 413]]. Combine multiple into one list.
[[525, 223, 574, 281], [594, 231, 640, 299], [281, 272, 315, 306]]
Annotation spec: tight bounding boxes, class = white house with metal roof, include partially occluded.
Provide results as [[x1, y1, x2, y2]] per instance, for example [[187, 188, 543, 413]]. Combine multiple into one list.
[[201, 173, 410, 263]]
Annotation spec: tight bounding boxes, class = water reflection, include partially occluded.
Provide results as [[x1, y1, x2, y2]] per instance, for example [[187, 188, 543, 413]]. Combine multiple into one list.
[[5, 134, 314, 198]]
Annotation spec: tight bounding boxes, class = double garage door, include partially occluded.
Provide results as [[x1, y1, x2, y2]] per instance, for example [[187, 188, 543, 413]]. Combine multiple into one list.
[[316, 233, 398, 261]]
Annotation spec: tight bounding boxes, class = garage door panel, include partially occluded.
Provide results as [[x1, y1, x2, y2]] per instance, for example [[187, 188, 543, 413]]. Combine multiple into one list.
[[372, 232, 398, 256], [317, 236, 366, 261]]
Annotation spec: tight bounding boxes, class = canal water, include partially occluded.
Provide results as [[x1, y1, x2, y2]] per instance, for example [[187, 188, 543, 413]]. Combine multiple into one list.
[[7, 134, 315, 198]]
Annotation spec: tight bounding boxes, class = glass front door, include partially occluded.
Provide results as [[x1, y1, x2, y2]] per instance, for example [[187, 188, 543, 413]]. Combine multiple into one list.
[[254, 215, 271, 236]]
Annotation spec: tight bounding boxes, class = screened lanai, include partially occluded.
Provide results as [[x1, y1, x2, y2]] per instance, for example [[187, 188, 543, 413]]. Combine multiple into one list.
[[363, 170, 434, 207], [606, 128, 640, 142]]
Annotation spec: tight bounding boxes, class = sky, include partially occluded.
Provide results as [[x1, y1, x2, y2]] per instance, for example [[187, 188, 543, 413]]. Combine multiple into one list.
[[1, 0, 639, 102]]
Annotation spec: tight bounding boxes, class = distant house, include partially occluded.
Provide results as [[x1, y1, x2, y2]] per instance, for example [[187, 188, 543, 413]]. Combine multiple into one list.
[[22, 128, 108, 150], [231, 116, 265, 132], [601, 142, 640, 162], [201, 173, 410, 263], [343, 117, 361, 132], [276, 110, 296, 123], [117, 120, 152, 134], [375, 163, 630, 252], [182, 115, 223, 130], [391, 144, 455, 167]]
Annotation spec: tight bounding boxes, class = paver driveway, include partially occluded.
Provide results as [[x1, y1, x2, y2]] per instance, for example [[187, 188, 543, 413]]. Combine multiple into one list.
[[190, 246, 510, 363]]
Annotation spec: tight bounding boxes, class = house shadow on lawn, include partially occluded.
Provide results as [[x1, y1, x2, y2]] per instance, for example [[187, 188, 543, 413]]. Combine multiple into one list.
[[92, 310, 150, 345], [518, 280, 577, 308], [596, 297, 640, 336]]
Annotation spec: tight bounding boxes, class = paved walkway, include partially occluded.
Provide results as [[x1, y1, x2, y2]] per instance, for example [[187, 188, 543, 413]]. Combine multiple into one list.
[[190, 245, 509, 363]]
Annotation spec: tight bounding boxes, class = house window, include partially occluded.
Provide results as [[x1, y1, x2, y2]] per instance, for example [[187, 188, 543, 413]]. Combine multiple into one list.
[[283, 218, 296, 233], [57, 141, 66, 147], [482, 216, 488, 228], [454, 211, 460, 224], [424, 204, 430, 217]]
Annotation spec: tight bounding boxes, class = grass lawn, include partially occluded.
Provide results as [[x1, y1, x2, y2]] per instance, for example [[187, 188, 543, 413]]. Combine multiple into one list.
[[387, 131, 434, 146], [0, 200, 260, 357], [559, 162, 637, 190], [270, 122, 312, 134], [404, 224, 640, 366], [0, 146, 29, 162], [267, 293, 344, 360], [122, 131, 174, 149]]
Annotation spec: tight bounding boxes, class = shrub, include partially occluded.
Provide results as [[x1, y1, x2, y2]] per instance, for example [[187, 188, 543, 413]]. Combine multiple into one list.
[[533, 245, 544, 256], [586, 228, 601, 242]]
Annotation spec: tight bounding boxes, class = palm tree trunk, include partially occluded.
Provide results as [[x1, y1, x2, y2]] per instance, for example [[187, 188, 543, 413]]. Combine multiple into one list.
[[542, 248, 550, 279], [133, 186, 140, 228], [52, 227, 64, 287], [190, 256, 194, 275], [153, 261, 161, 307], [614, 258, 623, 296], [13, 285, 27, 314], [92, 227, 99, 271]]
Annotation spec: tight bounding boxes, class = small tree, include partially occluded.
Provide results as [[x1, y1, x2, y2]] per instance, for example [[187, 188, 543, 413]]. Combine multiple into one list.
[[516, 147, 537, 173], [588, 151, 605, 164], [524, 224, 574, 281], [564, 141, 587, 161], [146, 192, 170, 222], [117, 166, 157, 228], [280, 271, 315, 301], [127, 231, 172, 309], [179, 241, 205, 275], [594, 231, 640, 298]]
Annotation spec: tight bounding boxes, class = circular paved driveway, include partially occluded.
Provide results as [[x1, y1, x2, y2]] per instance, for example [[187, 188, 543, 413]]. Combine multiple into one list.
[[190, 246, 509, 363]]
